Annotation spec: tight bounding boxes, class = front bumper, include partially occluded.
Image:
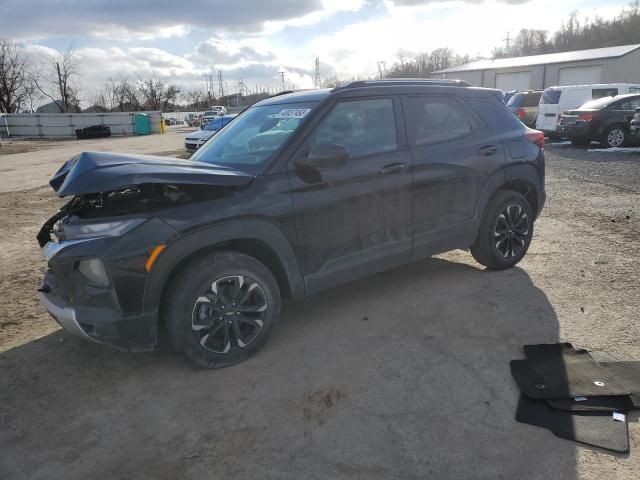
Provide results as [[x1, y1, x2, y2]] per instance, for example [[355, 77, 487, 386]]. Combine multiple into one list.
[[39, 287, 157, 352], [185, 141, 201, 151], [37, 216, 177, 352]]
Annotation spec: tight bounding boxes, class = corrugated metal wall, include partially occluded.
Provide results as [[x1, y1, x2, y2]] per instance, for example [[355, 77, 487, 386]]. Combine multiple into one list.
[[0, 111, 163, 137]]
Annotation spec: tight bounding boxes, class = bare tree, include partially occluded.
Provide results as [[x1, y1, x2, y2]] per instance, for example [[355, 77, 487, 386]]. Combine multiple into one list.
[[138, 77, 180, 111], [0, 39, 33, 113], [183, 88, 205, 111], [32, 48, 80, 112]]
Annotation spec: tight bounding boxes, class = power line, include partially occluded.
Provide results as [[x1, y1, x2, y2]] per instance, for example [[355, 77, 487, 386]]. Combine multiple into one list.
[[278, 71, 286, 92]]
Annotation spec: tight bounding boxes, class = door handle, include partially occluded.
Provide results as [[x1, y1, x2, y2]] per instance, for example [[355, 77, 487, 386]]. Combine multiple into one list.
[[381, 162, 407, 175], [477, 146, 497, 156]]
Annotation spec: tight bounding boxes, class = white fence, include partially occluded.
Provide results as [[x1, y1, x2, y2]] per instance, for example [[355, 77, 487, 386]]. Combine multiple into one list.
[[0, 111, 163, 138]]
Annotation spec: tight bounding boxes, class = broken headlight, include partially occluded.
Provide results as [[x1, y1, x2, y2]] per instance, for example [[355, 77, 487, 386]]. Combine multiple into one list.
[[58, 218, 145, 241]]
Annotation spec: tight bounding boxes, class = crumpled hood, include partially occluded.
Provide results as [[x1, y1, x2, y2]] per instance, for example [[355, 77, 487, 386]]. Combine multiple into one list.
[[185, 129, 215, 141], [50, 151, 254, 197]]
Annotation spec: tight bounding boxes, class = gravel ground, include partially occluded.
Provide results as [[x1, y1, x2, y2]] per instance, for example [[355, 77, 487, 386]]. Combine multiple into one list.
[[0, 137, 639, 479]]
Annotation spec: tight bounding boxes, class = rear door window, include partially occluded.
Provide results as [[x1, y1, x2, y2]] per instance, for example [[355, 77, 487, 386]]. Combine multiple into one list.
[[592, 88, 618, 99], [541, 90, 561, 104], [629, 87, 640, 94], [403, 96, 473, 145], [522, 92, 542, 107]]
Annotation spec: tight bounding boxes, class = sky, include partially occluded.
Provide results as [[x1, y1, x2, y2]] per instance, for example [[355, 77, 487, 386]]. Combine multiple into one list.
[[0, 0, 629, 102]]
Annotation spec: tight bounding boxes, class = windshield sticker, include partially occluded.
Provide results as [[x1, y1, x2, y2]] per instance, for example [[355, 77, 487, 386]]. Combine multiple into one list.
[[269, 108, 311, 119]]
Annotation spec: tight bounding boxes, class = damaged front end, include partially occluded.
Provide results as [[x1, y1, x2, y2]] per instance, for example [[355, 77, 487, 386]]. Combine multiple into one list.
[[37, 151, 255, 351]]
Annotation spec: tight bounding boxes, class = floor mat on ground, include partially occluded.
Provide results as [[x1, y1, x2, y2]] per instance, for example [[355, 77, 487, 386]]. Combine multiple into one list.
[[546, 396, 635, 412], [510, 344, 630, 399], [516, 394, 629, 453]]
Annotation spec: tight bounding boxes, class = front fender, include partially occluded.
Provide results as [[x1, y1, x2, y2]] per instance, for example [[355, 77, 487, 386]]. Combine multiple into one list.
[[143, 218, 304, 315]]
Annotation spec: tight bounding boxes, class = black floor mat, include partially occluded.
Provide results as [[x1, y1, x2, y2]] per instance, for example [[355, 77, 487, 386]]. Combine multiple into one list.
[[510, 344, 631, 399], [602, 362, 640, 408], [547, 396, 635, 412], [516, 394, 629, 453]]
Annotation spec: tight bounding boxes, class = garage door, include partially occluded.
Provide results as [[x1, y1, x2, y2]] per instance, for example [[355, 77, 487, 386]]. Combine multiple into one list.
[[558, 65, 602, 86], [495, 71, 532, 91]]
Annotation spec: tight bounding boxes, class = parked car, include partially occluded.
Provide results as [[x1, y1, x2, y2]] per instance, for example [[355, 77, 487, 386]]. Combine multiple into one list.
[[184, 114, 237, 151], [38, 79, 545, 368], [536, 83, 640, 137], [630, 108, 640, 139], [201, 106, 227, 124], [557, 93, 640, 147], [507, 90, 543, 127]]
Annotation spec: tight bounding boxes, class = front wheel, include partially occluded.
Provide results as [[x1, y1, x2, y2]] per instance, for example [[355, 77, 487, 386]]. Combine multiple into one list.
[[470, 190, 534, 270], [164, 251, 281, 368]]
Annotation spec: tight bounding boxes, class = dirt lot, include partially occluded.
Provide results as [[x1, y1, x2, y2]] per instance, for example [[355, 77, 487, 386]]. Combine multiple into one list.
[[0, 135, 639, 479]]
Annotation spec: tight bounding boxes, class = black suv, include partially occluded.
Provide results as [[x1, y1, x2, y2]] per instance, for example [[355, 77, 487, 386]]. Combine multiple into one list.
[[38, 80, 546, 368], [557, 93, 640, 147]]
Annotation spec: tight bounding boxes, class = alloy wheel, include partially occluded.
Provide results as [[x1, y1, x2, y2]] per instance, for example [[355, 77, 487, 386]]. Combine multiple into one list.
[[607, 129, 625, 148], [191, 275, 268, 354], [493, 204, 530, 258]]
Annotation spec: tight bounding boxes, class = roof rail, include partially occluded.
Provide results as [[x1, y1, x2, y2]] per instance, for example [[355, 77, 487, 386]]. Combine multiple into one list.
[[268, 90, 296, 98], [332, 79, 471, 91]]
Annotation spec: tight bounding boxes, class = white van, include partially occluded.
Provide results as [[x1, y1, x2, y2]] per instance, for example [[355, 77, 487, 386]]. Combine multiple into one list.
[[536, 83, 640, 135]]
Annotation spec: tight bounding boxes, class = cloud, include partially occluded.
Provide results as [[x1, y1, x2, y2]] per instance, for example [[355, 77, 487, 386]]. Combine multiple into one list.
[[191, 40, 275, 66], [0, 0, 349, 40]]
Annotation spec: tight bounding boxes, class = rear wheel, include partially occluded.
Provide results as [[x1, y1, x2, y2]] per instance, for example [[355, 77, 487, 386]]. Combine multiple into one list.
[[165, 251, 280, 368], [602, 126, 626, 148], [470, 190, 534, 270]]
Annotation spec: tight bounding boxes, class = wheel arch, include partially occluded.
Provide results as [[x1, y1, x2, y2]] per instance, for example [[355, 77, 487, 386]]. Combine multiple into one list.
[[143, 218, 304, 321], [475, 164, 544, 221]]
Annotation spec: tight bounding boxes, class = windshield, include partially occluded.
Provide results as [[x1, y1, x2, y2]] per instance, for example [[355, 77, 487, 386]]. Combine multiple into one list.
[[190, 101, 319, 172], [541, 90, 562, 105], [579, 97, 616, 110]]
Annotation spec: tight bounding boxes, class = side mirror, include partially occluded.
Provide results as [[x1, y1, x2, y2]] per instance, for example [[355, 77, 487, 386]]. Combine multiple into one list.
[[295, 143, 349, 169]]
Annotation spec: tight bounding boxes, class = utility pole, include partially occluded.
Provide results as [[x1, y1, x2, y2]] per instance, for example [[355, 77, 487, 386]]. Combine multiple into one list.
[[279, 71, 286, 92], [203, 73, 214, 108], [377, 61, 387, 80], [504, 31, 512, 51], [217, 70, 224, 103], [314, 57, 321, 89]]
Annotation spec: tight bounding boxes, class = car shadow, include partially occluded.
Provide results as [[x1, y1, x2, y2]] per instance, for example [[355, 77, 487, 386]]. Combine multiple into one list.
[[0, 256, 580, 480]]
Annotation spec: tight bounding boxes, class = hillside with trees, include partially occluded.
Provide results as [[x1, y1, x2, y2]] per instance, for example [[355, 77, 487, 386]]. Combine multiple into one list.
[[386, 1, 640, 77]]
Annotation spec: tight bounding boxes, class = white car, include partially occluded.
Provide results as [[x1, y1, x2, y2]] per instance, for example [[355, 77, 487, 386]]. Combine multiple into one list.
[[184, 115, 236, 151], [536, 83, 640, 137], [201, 106, 228, 124]]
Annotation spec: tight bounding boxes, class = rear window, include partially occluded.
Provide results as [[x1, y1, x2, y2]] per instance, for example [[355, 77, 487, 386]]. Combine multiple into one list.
[[541, 90, 561, 104], [507, 93, 525, 108], [579, 97, 616, 110]]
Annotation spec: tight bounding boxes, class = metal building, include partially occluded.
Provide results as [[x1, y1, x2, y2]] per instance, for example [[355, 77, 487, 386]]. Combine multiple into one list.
[[434, 44, 640, 91]]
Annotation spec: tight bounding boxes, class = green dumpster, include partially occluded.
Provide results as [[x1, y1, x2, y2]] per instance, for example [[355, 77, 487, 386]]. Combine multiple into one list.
[[134, 113, 151, 135]]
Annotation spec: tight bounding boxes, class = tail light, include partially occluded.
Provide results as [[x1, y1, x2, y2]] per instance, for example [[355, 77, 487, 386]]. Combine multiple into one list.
[[524, 129, 545, 149], [577, 112, 595, 122], [517, 108, 526, 121]]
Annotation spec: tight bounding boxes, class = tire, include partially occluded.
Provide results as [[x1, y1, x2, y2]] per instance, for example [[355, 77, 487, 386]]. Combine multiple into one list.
[[602, 125, 626, 148], [470, 190, 534, 270], [570, 137, 590, 147], [164, 251, 281, 368]]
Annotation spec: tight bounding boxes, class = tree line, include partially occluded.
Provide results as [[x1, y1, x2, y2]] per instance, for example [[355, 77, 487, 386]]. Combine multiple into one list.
[[381, 2, 640, 78]]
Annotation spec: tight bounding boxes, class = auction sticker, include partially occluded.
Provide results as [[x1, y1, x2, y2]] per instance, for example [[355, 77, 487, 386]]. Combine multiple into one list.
[[269, 108, 311, 119]]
